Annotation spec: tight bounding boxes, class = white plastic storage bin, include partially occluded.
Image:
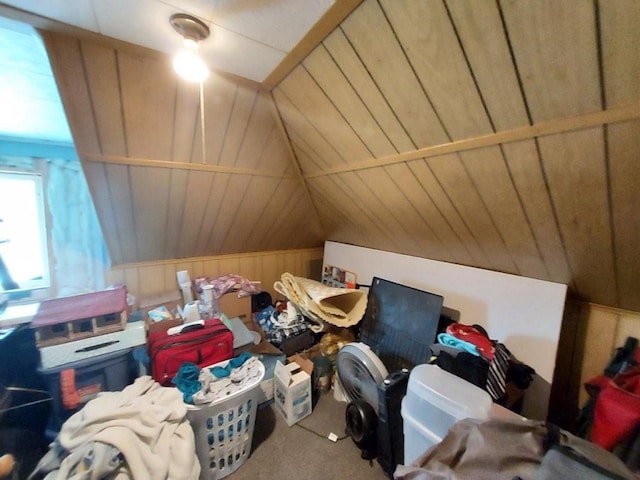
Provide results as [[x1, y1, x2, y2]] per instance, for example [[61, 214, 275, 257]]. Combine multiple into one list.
[[186, 358, 265, 480], [401, 364, 492, 465]]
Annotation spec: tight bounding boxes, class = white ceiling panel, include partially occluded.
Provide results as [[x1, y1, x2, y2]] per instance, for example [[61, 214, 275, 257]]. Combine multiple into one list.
[[159, 0, 334, 51], [0, 0, 98, 31], [1, 0, 335, 82]]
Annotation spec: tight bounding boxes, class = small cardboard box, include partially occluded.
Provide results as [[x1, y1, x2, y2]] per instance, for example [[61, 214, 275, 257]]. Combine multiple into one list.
[[219, 291, 252, 322], [274, 360, 312, 426]]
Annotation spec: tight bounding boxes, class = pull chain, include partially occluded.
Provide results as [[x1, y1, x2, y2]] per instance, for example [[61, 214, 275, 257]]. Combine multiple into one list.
[[200, 80, 206, 164]]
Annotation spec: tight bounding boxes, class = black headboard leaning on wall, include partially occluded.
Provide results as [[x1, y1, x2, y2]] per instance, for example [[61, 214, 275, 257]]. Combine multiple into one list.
[[358, 277, 444, 373]]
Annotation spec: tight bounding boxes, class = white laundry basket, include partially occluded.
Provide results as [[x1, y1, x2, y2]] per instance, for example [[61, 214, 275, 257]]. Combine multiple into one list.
[[186, 358, 265, 480]]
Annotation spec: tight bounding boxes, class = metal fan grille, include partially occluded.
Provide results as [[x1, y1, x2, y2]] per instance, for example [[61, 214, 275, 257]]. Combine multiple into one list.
[[336, 344, 387, 413]]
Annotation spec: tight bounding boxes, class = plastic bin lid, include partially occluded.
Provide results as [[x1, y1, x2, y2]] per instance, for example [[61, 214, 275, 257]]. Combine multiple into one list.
[[407, 364, 492, 419]]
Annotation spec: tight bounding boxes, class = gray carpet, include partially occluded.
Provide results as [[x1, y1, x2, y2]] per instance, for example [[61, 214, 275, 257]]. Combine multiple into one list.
[[226, 393, 391, 480]]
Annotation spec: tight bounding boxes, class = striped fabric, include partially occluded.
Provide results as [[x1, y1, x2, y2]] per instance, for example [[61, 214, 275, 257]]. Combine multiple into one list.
[[486, 342, 510, 401]]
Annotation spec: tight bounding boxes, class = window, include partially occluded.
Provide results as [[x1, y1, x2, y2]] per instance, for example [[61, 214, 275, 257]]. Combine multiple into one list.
[[0, 170, 50, 297]]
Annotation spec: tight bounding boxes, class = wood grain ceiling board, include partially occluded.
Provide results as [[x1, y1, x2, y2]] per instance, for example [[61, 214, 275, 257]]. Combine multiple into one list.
[[600, 0, 640, 106], [40, 32, 99, 154], [407, 158, 493, 270], [500, 0, 601, 122], [234, 92, 277, 170], [259, 182, 320, 252], [356, 166, 454, 263], [309, 180, 394, 253], [192, 172, 233, 257], [322, 27, 416, 153], [340, 0, 449, 148], [175, 169, 218, 258], [104, 163, 138, 263], [118, 53, 176, 160], [41, 28, 323, 265], [425, 153, 519, 275], [501, 140, 573, 285], [607, 120, 640, 312], [81, 161, 124, 264], [162, 168, 189, 258], [458, 146, 549, 280], [537, 128, 616, 305], [80, 42, 127, 156], [445, 0, 530, 131], [336, 170, 429, 257], [220, 175, 282, 253], [254, 125, 295, 175], [383, 162, 475, 266], [305, 181, 362, 245], [242, 177, 319, 252], [200, 74, 237, 165], [130, 165, 172, 262], [380, 0, 493, 140], [309, 175, 400, 253], [204, 173, 253, 255], [272, 88, 344, 172], [171, 81, 201, 163], [277, 66, 374, 165], [289, 134, 326, 176], [302, 44, 398, 158], [218, 86, 259, 167]]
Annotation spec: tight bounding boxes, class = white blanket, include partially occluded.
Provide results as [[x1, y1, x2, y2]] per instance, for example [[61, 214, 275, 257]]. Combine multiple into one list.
[[43, 376, 200, 479]]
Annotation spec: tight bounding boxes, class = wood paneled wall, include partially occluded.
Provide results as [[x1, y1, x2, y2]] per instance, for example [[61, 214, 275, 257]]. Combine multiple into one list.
[[40, 31, 324, 265], [274, 0, 640, 313], [104, 247, 323, 310]]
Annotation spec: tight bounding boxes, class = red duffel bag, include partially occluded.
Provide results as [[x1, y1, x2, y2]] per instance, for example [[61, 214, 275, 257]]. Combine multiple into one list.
[[147, 318, 234, 386]]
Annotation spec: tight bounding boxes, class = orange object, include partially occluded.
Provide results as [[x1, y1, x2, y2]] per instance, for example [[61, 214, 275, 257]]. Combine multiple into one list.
[[60, 369, 80, 410]]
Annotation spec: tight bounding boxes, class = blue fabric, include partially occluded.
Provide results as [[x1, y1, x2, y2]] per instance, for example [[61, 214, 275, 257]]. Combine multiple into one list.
[[171, 362, 202, 403], [210, 352, 253, 378], [437, 333, 480, 357]]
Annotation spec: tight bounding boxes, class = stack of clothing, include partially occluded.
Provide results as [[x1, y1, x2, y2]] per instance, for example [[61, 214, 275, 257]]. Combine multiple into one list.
[[172, 352, 262, 405], [430, 323, 535, 412], [254, 302, 315, 354], [29, 376, 200, 480]]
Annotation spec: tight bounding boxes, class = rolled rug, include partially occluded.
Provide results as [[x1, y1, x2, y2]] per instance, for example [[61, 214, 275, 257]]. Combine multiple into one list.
[[274, 273, 367, 330]]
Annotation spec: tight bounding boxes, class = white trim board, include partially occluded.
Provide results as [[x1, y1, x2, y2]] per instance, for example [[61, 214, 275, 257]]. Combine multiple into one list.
[[323, 241, 567, 420]]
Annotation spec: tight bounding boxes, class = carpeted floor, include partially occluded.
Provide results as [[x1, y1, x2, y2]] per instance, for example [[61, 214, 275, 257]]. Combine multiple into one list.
[[226, 392, 391, 480]]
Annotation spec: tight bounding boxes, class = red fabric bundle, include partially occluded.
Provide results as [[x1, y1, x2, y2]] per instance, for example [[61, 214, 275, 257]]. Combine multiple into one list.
[[446, 323, 495, 361], [590, 365, 640, 450]]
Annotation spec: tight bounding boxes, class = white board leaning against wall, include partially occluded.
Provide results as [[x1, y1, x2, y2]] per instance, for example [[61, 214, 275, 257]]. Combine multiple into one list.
[[323, 241, 568, 421]]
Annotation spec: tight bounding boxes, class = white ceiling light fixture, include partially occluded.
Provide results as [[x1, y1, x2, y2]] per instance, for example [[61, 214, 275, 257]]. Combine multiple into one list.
[[170, 13, 210, 83]]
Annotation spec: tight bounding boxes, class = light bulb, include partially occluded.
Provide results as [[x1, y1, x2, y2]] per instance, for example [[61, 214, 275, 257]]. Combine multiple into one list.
[[173, 47, 209, 82]]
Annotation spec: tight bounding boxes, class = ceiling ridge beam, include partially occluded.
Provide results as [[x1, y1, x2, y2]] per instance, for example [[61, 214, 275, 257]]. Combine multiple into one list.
[[304, 101, 640, 179], [80, 153, 294, 178], [261, 0, 365, 91]]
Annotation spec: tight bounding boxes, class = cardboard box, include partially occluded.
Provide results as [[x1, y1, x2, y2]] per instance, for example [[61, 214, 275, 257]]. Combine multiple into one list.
[[274, 360, 312, 426], [219, 291, 252, 322], [256, 352, 287, 406], [139, 290, 182, 329]]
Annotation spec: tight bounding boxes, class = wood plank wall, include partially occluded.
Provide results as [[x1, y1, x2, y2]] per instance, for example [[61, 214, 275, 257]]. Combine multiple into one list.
[[273, 0, 640, 313], [103, 247, 323, 310], [40, 31, 325, 266]]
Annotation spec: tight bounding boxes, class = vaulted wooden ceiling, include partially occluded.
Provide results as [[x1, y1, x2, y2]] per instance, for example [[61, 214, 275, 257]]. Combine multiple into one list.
[[39, 0, 640, 312]]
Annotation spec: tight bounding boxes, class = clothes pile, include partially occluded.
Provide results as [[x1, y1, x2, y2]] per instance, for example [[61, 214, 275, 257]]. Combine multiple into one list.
[[29, 376, 200, 480], [429, 323, 535, 412], [254, 301, 314, 350], [171, 352, 262, 405]]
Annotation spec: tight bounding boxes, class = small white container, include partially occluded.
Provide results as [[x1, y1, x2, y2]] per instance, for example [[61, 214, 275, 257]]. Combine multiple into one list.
[[401, 364, 492, 465]]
